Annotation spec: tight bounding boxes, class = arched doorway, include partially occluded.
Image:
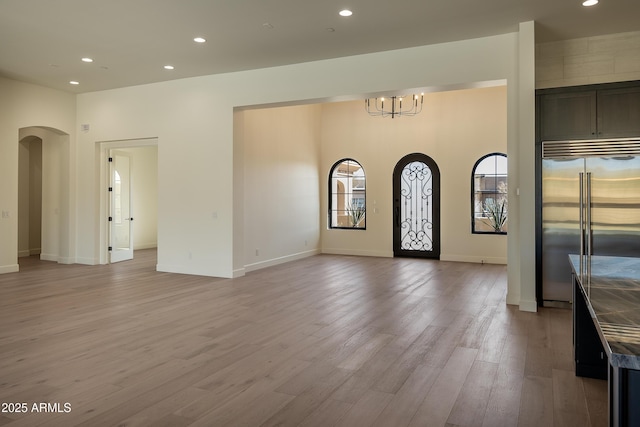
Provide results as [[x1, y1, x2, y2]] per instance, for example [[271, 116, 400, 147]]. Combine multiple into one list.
[[392, 153, 441, 259], [18, 126, 72, 264], [18, 135, 42, 258]]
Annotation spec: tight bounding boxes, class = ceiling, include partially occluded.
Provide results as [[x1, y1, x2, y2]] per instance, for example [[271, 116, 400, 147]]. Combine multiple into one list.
[[1, 0, 639, 94]]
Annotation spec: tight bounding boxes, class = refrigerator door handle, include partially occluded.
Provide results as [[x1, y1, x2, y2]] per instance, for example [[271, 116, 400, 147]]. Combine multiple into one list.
[[579, 172, 585, 260], [586, 172, 592, 259]]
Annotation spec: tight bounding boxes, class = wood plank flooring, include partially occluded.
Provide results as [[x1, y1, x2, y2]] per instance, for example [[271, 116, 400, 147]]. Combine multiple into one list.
[[0, 250, 607, 426]]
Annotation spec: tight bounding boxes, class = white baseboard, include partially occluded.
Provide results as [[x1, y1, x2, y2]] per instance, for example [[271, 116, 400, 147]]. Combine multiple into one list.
[[506, 290, 520, 306], [40, 253, 58, 262], [519, 299, 538, 312], [18, 248, 41, 257], [134, 243, 157, 250], [440, 254, 507, 264], [232, 267, 246, 278], [0, 264, 20, 274], [244, 249, 320, 273], [156, 263, 234, 278], [76, 257, 99, 265], [320, 248, 393, 258]]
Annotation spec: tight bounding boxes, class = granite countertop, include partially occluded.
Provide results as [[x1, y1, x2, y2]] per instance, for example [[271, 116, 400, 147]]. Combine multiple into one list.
[[569, 254, 640, 370]]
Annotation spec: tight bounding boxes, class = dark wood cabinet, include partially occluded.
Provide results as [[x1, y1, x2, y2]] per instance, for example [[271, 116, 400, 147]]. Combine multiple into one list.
[[539, 91, 597, 141], [573, 276, 608, 380], [537, 81, 640, 141], [597, 86, 640, 138]]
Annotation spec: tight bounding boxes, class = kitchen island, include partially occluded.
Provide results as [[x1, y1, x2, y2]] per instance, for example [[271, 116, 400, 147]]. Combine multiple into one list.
[[570, 254, 640, 427]]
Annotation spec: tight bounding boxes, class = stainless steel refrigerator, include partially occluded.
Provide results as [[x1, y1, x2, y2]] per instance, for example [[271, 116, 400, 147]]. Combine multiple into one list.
[[541, 138, 640, 304]]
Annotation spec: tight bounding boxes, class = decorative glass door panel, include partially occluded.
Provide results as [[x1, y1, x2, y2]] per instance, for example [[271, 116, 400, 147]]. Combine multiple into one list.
[[393, 153, 440, 259]]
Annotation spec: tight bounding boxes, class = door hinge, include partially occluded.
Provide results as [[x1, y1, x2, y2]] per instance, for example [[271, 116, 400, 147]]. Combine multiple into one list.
[[108, 187, 113, 192], [108, 157, 113, 162], [108, 246, 112, 251], [108, 216, 113, 222]]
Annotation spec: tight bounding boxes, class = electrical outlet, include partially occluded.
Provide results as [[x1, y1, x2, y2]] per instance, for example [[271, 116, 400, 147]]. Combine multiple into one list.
[[1, 210, 9, 219]]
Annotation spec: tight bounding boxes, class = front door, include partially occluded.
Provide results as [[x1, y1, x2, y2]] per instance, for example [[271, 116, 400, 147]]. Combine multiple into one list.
[[393, 153, 441, 259], [109, 150, 134, 263]]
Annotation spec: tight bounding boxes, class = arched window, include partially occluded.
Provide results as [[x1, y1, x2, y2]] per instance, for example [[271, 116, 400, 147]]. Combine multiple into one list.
[[471, 153, 507, 234], [329, 158, 366, 229]]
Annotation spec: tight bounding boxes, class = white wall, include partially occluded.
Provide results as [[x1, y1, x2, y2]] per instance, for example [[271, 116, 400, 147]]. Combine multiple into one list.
[[0, 77, 76, 273], [240, 105, 322, 271], [319, 86, 508, 263]]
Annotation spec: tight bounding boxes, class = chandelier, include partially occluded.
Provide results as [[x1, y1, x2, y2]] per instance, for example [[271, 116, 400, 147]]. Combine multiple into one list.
[[365, 93, 424, 118]]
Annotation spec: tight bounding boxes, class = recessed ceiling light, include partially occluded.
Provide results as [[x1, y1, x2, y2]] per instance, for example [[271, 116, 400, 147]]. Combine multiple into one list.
[[164, 65, 175, 70], [193, 37, 206, 43], [81, 57, 93, 63], [582, 0, 598, 6], [69, 81, 79, 85], [339, 9, 353, 17]]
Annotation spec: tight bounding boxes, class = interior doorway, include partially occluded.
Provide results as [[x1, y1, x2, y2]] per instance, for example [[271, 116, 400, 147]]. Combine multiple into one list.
[[17, 126, 72, 265], [18, 136, 42, 258], [98, 139, 158, 265], [109, 150, 134, 263]]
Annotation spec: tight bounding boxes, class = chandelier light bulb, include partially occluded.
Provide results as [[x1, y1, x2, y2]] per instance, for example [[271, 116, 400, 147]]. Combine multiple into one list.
[[365, 94, 424, 119]]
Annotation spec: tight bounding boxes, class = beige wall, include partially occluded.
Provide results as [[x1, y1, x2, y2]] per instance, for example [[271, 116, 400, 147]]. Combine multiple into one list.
[[240, 105, 322, 271], [18, 136, 42, 257], [536, 30, 640, 88], [121, 146, 158, 250], [239, 86, 507, 266], [319, 87, 508, 263]]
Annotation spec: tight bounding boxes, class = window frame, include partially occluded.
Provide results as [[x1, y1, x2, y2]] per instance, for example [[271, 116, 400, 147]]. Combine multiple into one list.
[[328, 158, 366, 230], [471, 152, 507, 235]]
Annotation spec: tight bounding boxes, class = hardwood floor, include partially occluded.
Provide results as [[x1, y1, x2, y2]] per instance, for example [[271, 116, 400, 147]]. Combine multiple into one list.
[[0, 250, 606, 426]]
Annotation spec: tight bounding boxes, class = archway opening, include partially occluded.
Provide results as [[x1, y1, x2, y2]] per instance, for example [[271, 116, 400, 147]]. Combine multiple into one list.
[[18, 126, 71, 267], [18, 136, 42, 258]]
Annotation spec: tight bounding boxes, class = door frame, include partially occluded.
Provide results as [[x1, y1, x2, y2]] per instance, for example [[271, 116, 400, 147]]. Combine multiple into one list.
[[108, 149, 134, 263], [97, 138, 158, 264], [392, 152, 441, 259]]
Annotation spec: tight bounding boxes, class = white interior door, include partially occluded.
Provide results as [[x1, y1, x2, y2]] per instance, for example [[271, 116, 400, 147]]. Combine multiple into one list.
[[109, 150, 134, 263]]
